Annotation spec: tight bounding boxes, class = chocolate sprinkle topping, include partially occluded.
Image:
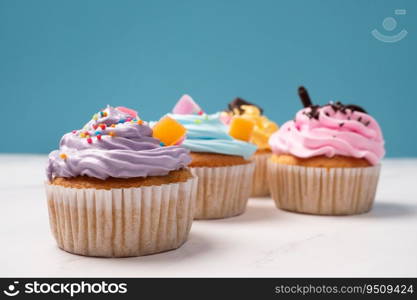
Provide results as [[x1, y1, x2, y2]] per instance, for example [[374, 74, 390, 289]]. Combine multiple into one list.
[[328, 101, 367, 114], [297, 87, 367, 116], [304, 105, 321, 120], [302, 101, 369, 124], [297, 87, 369, 128], [298, 86, 313, 108], [345, 104, 367, 114], [226, 97, 263, 115]]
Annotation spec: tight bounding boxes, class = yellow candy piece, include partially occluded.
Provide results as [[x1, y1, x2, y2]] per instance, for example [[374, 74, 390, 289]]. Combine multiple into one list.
[[237, 105, 279, 149], [229, 116, 255, 142], [59, 153, 67, 160], [153, 116, 186, 146]]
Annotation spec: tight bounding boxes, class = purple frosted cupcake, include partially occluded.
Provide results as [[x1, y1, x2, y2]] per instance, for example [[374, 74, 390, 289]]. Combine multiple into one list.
[[45, 106, 197, 257]]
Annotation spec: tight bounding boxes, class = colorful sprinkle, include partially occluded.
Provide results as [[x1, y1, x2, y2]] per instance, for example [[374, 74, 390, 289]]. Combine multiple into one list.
[[160, 142, 165, 146], [96, 134, 102, 141], [118, 119, 125, 124], [92, 124, 99, 130], [87, 137, 93, 144], [59, 153, 67, 160], [95, 131, 101, 136], [109, 131, 116, 137], [126, 117, 132, 122], [99, 124, 106, 130], [198, 111, 204, 115], [79, 132, 86, 138], [194, 119, 202, 124], [100, 111, 108, 118], [137, 120, 144, 125], [72, 130, 77, 134], [93, 114, 98, 121]]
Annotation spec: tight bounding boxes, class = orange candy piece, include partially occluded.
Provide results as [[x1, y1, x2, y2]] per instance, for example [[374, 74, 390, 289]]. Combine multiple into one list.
[[152, 116, 186, 146], [229, 117, 255, 142]]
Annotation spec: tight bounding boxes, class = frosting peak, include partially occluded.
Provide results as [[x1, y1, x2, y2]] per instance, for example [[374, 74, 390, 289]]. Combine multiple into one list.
[[47, 106, 191, 181], [269, 102, 385, 165]]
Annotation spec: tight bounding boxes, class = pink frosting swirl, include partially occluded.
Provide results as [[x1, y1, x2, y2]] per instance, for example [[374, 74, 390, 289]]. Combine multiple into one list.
[[269, 104, 385, 165]]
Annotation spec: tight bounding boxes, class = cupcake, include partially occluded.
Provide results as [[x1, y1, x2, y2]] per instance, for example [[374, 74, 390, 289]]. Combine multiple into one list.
[[162, 95, 257, 219], [267, 87, 385, 215], [221, 98, 279, 197], [45, 106, 197, 257]]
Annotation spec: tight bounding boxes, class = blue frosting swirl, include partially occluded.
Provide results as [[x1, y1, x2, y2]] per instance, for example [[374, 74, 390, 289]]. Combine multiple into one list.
[[167, 113, 257, 159]]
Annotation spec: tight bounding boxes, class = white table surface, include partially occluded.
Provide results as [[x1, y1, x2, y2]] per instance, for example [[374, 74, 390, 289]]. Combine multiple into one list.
[[0, 155, 416, 277]]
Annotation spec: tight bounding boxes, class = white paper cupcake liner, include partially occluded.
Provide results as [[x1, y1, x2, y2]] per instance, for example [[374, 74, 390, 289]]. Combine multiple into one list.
[[251, 152, 272, 197], [191, 162, 255, 219], [45, 176, 198, 257], [267, 161, 381, 215]]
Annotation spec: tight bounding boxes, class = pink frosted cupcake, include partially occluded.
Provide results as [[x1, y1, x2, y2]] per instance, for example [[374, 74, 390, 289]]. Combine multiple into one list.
[[268, 87, 385, 215]]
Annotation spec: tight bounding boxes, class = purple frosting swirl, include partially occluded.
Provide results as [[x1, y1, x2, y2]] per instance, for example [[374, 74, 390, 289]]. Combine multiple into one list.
[[47, 106, 191, 181]]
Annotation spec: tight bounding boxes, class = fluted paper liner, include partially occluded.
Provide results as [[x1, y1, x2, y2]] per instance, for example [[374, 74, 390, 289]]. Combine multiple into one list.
[[267, 161, 381, 215], [45, 176, 198, 257], [251, 152, 271, 197], [191, 162, 255, 219]]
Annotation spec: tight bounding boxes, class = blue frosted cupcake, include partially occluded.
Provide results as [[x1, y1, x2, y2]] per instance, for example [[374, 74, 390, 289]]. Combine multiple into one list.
[[158, 95, 257, 219]]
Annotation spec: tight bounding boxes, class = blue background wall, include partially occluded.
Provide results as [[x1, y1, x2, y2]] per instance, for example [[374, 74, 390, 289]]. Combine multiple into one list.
[[1, 0, 416, 156]]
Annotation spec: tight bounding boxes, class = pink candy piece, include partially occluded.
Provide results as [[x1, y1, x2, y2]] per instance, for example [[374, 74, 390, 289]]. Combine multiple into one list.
[[116, 106, 138, 119], [172, 94, 202, 115]]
